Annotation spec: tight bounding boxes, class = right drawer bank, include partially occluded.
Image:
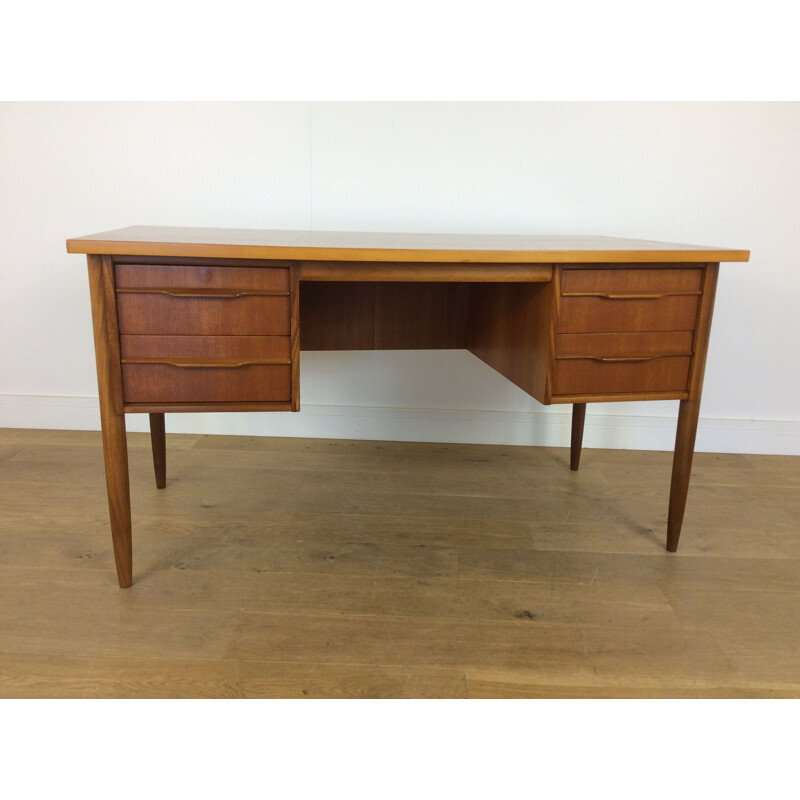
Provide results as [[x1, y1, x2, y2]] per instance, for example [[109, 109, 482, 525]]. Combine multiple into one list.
[[552, 265, 704, 399]]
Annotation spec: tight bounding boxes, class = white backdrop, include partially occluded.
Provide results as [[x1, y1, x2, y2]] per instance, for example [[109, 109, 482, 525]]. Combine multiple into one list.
[[1, 102, 797, 454]]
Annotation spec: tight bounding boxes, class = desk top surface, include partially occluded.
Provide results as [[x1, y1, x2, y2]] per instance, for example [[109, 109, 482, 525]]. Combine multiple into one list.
[[67, 226, 750, 263]]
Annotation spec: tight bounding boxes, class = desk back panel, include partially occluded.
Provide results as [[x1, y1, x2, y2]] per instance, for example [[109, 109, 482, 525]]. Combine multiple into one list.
[[300, 282, 471, 350]]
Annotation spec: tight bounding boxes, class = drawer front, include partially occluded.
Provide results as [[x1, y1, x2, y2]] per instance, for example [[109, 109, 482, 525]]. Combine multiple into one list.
[[120, 334, 290, 361], [552, 355, 691, 396], [561, 267, 702, 295], [557, 294, 699, 333], [117, 293, 290, 335], [116, 264, 289, 292], [555, 331, 694, 358], [122, 363, 291, 403]]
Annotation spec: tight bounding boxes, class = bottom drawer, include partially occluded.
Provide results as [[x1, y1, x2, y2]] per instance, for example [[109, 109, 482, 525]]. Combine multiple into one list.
[[552, 355, 691, 396], [122, 363, 291, 403]]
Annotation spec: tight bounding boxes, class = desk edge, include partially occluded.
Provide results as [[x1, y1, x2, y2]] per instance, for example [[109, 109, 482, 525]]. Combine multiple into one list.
[[66, 239, 751, 264]]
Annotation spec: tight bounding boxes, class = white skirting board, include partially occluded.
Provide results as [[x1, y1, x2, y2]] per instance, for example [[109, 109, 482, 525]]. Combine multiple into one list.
[[1, 393, 798, 456]]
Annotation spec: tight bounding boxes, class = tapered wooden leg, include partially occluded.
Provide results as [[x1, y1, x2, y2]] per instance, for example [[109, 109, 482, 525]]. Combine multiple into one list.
[[87, 254, 133, 587], [149, 413, 167, 489], [570, 403, 587, 471], [666, 263, 718, 552], [666, 398, 701, 552], [100, 410, 133, 587]]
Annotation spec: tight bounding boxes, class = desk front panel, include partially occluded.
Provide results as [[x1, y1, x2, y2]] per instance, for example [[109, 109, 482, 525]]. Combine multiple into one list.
[[101, 256, 717, 410]]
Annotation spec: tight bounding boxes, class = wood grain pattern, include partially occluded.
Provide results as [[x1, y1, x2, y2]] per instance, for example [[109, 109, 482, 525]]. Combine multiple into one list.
[[570, 403, 586, 471], [555, 331, 694, 357], [123, 401, 294, 414], [1, 429, 797, 699], [149, 413, 166, 489], [66, 226, 750, 263], [120, 335, 291, 361], [552, 354, 691, 396], [300, 282, 376, 350], [116, 293, 290, 336], [545, 389, 690, 405], [557, 294, 700, 333], [375, 284, 470, 349], [466, 280, 558, 404], [290, 263, 300, 411], [299, 260, 553, 281], [86, 255, 132, 587], [667, 264, 720, 551], [300, 282, 471, 351], [122, 363, 292, 404], [560, 266, 703, 294], [115, 263, 289, 292]]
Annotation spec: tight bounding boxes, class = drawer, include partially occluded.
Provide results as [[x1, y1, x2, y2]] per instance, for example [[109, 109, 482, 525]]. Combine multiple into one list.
[[117, 292, 291, 335], [115, 263, 289, 292], [552, 355, 691, 396], [561, 267, 702, 295], [555, 331, 694, 358], [122, 362, 292, 403], [557, 294, 699, 333], [120, 335, 290, 361]]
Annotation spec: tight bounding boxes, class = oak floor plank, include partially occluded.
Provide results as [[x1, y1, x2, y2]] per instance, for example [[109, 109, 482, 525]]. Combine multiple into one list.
[[0, 653, 240, 699], [172, 439, 614, 485], [238, 571, 678, 628], [224, 612, 591, 677], [145, 537, 460, 578], [662, 585, 800, 684], [0, 444, 23, 462], [744, 452, 800, 473], [464, 670, 800, 698], [0, 567, 239, 660], [0, 427, 200, 450], [230, 661, 468, 699], [83, 657, 240, 698], [0, 653, 96, 698]]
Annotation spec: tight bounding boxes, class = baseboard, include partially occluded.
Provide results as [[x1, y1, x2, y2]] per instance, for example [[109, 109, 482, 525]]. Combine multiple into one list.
[[1, 393, 798, 455]]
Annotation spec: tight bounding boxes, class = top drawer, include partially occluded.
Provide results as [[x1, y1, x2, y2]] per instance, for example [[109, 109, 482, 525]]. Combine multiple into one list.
[[115, 263, 291, 336], [115, 263, 289, 293], [557, 266, 702, 334], [561, 267, 702, 296]]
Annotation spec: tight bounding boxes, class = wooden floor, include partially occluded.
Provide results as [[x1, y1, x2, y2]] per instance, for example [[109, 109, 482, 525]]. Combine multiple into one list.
[[1, 426, 799, 698]]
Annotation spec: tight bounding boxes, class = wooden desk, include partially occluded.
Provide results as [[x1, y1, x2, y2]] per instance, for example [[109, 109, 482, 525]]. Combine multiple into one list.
[[67, 227, 750, 587]]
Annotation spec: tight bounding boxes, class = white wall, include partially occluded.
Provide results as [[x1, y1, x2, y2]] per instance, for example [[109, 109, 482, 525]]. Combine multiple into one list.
[[1, 102, 798, 454]]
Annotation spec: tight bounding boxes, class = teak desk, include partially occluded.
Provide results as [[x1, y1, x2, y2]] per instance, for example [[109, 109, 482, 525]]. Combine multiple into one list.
[[67, 227, 750, 587]]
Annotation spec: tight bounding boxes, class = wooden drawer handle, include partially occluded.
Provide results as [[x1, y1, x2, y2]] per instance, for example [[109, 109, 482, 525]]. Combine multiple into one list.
[[116, 288, 288, 298], [167, 359, 260, 368], [562, 291, 699, 300], [602, 293, 668, 300], [590, 356, 659, 363], [122, 358, 289, 368]]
